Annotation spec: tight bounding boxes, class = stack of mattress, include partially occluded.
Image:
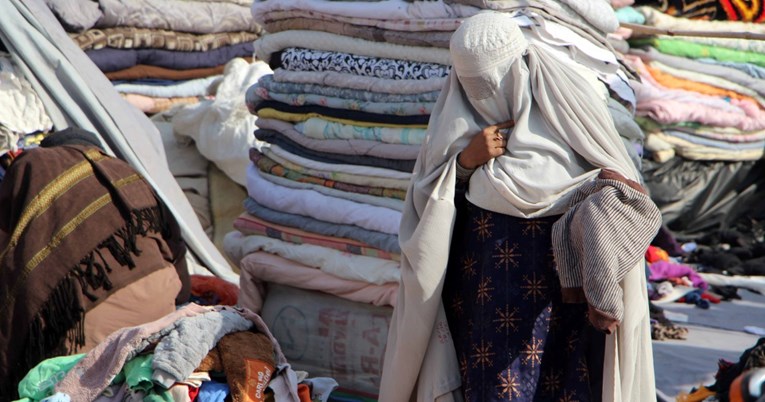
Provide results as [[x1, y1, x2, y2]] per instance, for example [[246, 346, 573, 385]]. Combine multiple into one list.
[[228, 1, 460, 397], [47, 0, 263, 115]]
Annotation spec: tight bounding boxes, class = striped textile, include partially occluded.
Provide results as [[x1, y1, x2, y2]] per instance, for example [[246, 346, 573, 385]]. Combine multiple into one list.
[[552, 174, 661, 330]]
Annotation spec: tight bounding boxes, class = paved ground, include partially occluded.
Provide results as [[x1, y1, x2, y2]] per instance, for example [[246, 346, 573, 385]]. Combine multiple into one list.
[[652, 289, 765, 397]]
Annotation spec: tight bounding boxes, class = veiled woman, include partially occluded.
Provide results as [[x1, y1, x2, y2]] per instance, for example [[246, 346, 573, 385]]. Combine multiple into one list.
[[380, 11, 661, 402]]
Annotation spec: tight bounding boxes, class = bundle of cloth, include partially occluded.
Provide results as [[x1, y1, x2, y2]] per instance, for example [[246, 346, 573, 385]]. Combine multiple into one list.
[[223, 0, 646, 398], [0, 50, 53, 183], [45, 0, 264, 115], [15, 304, 305, 402], [609, 2, 765, 238]]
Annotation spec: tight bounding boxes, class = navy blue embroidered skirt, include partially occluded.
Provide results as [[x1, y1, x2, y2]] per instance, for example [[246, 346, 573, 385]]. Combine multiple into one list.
[[442, 201, 605, 402]]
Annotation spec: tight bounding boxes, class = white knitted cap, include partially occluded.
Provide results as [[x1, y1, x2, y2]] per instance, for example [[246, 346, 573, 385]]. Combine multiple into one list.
[[450, 12, 528, 100]]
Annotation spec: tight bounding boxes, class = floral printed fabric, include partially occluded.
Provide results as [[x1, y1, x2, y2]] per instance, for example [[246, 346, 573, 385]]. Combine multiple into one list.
[[278, 47, 450, 80], [442, 202, 604, 401], [635, 0, 765, 21]]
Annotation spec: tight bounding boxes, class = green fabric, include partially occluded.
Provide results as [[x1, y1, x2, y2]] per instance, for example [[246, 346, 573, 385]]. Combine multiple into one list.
[[123, 354, 172, 402], [632, 38, 765, 67], [16, 354, 85, 401]]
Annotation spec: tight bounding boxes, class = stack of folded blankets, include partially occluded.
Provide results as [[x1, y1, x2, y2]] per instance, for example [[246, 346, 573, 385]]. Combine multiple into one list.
[[227, 1, 451, 397], [46, 0, 263, 115], [0, 50, 53, 183], [224, 0, 642, 399], [611, 2, 765, 237]]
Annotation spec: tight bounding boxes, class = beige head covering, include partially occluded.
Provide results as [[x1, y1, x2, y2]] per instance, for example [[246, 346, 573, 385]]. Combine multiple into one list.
[[434, 11, 639, 217]]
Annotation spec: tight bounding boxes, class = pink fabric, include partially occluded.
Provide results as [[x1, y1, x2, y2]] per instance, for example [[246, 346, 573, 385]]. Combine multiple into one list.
[[612, 26, 633, 40], [626, 55, 765, 130], [649, 260, 708, 290], [610, 0, 634, 8], [239, 261, 267, 313], [240, 252, 399, 308], [55, 303, 212, 401]]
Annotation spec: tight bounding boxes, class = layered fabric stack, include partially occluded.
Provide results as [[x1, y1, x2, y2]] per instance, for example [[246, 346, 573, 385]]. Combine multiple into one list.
[[0, 50, 53, 183], [228, 1, 455, 396], [221, 0, 644, 399], [46, 0, 263, 115], [611, 4, 765, 238]]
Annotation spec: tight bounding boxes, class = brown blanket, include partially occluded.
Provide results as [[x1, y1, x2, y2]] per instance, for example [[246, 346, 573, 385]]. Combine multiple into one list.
[[0, 144, 188, 396]]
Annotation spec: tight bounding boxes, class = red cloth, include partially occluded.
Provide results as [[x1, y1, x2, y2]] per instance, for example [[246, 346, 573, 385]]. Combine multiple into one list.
[[188, 385, 200, 401], [190, 275, 239, 306], [297, 384, 312, 402], [646, 245, 670, 264], [701, 292, 721, 304]]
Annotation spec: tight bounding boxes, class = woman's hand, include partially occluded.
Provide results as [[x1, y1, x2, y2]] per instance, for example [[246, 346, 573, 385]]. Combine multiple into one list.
[[457, 120, 515, 169]]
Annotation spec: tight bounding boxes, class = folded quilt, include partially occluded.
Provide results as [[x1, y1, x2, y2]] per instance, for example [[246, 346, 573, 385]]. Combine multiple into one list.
[[264, 18, 451, 48], [274, 47, 450, 80], [252, 100, 429, 126], [97, 0, 263, 34], [106, 64, 226, 81], [257, 9, 464, 32], [257, 74, 441, 103], [71, 28, 259, 52], [244, 197, 401, 253], [234, 212, 401, 263], [273, 68, 446, 94], [253, 30, 451, 66], [87, 42, 254, 72], [114, 75, 221, 98], [647, 132, 765, 161], [254, 129, 416, 173], [248, 82, 435, 116], [247, 165, 401, 235], [296, 118, 426, 145], [235, 250, 399, 307], [251, 149, 406, 200]]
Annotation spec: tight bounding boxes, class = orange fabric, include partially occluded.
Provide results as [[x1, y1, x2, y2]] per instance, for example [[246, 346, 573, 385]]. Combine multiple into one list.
[[244, 358, 273, 402], [645, 246, 670, 264], [646, 64, 761, 104], [676, 385, 715, 402], [190, 274, 239, 306], [297, 384, 312, 402]]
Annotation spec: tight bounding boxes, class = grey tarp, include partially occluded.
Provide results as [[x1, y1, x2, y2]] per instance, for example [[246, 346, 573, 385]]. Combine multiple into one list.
[[0, 0, 237, 283], [643, 157, 765, 240]]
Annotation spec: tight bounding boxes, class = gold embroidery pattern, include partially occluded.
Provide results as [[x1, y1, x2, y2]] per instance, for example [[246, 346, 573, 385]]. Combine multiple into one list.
[[542, 369, 562, 395], [462, 254, 477, 278], [494, 304, 521, 334], [522, 219, 545, 238], [471, 339, 495, 369], [496, 370, 522, 400], [493, 240, 521, 271], [521, 272, 547, 304], [521, 336, 544, 369], [472, 211, 494, 241], [476, 275, 494, 305]]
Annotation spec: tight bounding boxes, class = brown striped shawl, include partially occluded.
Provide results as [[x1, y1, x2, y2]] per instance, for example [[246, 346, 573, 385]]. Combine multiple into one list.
[[552, 170, 662, 333], [0, 145, 188, 396]]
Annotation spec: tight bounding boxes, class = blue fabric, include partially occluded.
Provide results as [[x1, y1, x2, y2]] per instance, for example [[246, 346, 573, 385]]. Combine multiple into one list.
[[442, 201, 604, 401], [664, 130, 765, 150], [197, 381, 229, 402], [697, 58, 765, 80], [244, 197, 401, 253]]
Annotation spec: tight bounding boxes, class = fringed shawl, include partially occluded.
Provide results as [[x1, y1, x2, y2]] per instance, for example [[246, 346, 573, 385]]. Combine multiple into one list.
[[0, 145, 186, 396]]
